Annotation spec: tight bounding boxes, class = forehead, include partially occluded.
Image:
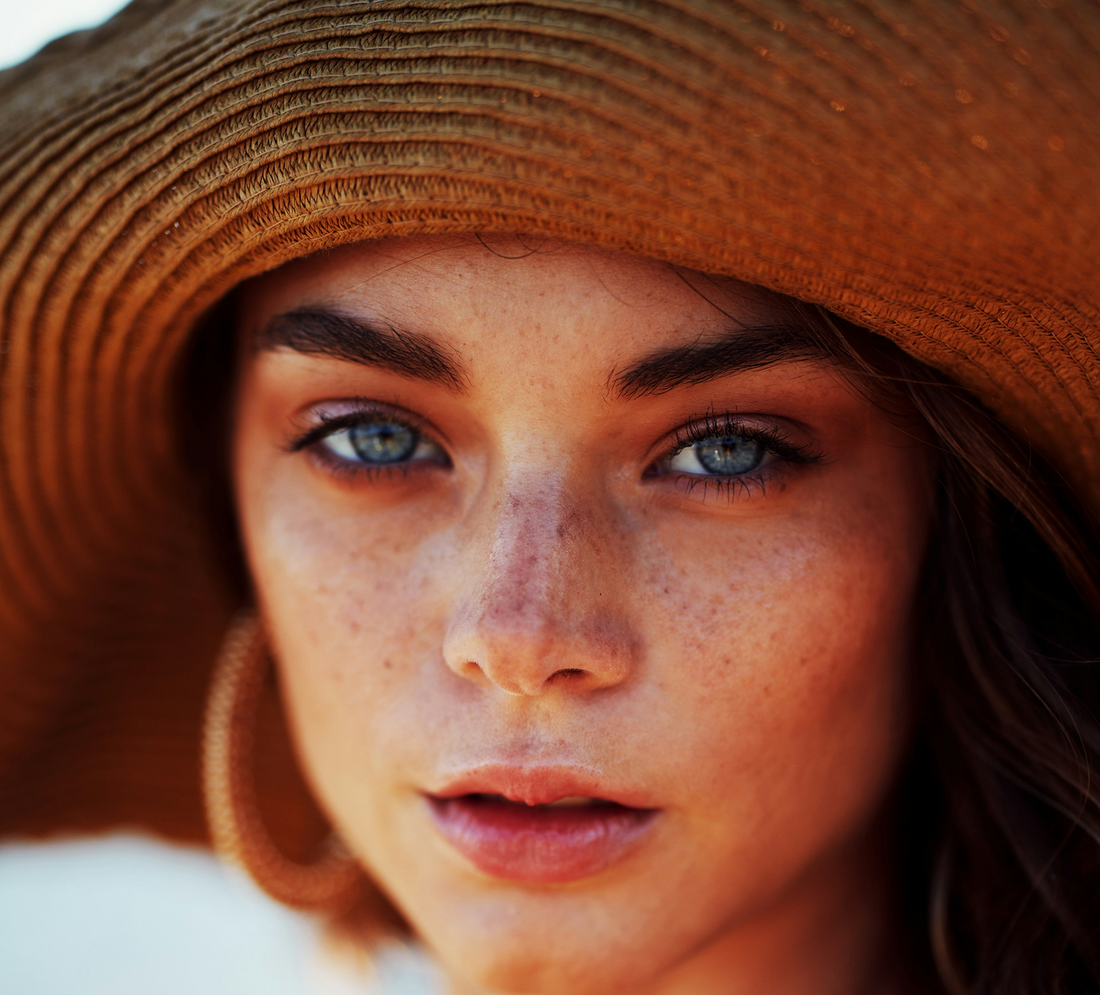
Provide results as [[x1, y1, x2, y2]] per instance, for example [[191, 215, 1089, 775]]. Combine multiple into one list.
[[239, 234, 793, 348], [236, 235, 849, 413]]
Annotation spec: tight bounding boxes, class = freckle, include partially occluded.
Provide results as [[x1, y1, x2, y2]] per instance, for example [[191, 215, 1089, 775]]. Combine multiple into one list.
[[382, 659, 392, 669]]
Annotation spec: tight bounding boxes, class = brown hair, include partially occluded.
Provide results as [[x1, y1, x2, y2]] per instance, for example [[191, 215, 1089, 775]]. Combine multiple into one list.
[[789, 302, 1100, 994]]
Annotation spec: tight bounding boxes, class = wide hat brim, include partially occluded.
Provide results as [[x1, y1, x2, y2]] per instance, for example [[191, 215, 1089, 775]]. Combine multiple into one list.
[[1, 0, 1098, 847]]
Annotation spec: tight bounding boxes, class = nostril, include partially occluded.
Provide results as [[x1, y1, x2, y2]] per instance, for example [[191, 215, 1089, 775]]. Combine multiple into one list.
[[549, 668, 587, 682], [455, 660, 490, 684]]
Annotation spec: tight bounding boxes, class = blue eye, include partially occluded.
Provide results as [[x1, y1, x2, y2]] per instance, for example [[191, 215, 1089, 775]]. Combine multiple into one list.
[[652, 413, 823, 488], [345, 421, 417, 463], [312, 415, 446, 467], [670, 436, 766, 476]]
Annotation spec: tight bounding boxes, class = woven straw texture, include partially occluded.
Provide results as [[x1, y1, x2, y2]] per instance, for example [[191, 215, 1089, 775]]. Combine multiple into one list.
[[0, 0, 1097, 847]]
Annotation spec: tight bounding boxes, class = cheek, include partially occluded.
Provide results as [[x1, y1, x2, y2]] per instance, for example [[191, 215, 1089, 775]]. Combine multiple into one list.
[[235, 470, 456, 796], [251, 504, 436, 654], [638, 500, 922, 861]]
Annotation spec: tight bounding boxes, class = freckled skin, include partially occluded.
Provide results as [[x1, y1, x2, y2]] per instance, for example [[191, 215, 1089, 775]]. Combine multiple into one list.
[[232, 236, 933, 995]]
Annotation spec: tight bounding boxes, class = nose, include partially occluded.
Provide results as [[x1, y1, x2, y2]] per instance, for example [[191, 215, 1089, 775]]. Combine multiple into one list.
[[441, 477, 639, 697]]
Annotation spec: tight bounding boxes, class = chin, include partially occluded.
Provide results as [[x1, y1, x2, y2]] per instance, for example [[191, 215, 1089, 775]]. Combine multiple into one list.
[[422, 904, 674, 995], [446, 947, 640, 995]]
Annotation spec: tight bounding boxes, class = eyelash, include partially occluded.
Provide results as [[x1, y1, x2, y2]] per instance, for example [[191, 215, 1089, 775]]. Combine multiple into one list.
[[288, 403, 823, 499], [287, 403, 448, 483], [650, 410, 824, 502]]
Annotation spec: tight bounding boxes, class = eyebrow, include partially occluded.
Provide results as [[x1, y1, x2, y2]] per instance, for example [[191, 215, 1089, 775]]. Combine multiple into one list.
[[610, 324, 833, 400], [258, 308, 831, 400], [256, 308, 468, 392]]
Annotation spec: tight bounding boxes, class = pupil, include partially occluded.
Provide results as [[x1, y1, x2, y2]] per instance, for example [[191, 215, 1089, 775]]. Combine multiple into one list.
[[348, 421, 417, 463], [694, 437, 763, 475]]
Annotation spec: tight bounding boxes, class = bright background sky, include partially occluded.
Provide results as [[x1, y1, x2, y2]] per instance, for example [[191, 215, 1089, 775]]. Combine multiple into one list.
[[2, 2, 134, 70]]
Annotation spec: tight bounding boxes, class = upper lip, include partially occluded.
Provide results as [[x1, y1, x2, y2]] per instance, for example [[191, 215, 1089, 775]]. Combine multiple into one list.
[[425, 763, 656, 810]]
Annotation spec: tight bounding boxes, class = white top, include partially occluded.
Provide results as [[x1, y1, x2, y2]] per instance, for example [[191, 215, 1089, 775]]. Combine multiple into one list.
[[0, 834, 444, 995]]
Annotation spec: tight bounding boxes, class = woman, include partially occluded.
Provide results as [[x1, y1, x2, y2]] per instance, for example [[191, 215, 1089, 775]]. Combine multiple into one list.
[[1, 2, 1098, 993]]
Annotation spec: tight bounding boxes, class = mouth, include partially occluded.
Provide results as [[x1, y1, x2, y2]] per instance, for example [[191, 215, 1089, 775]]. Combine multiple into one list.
[[425, 786, 659, 885]]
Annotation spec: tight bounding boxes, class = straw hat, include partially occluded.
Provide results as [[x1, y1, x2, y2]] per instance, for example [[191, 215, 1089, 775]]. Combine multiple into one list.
[[0, 0, 1097, 856]]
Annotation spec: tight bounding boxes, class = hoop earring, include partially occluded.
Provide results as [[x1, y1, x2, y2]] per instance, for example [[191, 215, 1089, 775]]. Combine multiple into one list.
[[202, 610, 363, 911]]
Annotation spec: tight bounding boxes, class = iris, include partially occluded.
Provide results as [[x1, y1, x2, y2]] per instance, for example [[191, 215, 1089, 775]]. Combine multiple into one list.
[[347, 421, 418, 463], [691, 437, 764, 475]]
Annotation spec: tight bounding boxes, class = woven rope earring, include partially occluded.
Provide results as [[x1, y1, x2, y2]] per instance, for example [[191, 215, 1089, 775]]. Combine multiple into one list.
[[202, 610, 363, 911]]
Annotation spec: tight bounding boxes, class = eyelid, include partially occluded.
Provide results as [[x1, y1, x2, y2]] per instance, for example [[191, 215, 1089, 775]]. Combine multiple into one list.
[[285, 398, 443, 455], [643, 413, 825, 506], [650, 410, 823, 473], [287, 401, 821, 497]]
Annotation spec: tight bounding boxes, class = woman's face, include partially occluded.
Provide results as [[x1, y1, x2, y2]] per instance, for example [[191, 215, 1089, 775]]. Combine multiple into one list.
[[233, 236, 932, 995]]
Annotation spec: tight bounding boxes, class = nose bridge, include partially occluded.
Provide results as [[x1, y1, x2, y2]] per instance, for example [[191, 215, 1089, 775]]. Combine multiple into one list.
[[442, 469, 636, 696], [488, 480, 587, 624]]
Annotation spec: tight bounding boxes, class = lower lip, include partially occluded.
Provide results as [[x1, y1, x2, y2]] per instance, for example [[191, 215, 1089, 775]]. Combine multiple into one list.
[[427, 795, 658, 884]]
